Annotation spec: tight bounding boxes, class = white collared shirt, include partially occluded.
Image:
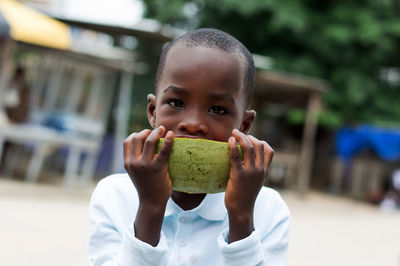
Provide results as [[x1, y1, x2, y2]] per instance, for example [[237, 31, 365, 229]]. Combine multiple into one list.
[[88, 174, 290, 266]]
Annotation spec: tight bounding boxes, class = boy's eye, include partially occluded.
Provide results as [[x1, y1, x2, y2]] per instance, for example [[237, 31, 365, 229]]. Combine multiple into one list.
[[209, 106, 227, 115], [168, 99, 184, 109]]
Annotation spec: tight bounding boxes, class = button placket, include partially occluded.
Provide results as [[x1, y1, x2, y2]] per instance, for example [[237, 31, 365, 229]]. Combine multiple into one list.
[[176, 212, 194, 251]]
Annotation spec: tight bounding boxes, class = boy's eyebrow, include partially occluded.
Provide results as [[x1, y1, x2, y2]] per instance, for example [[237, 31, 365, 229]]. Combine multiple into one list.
[[162, 86, 188, 95], [207, 92, 235, 104], [163, 85, 235, 104]]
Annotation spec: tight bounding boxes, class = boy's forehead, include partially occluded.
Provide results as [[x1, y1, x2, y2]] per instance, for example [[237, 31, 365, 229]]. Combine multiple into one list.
[[165, 45, 243, 67], [158, 45, 246, 93]]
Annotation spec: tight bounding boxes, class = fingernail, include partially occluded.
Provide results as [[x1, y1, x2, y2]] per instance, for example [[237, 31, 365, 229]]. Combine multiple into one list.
[[166, 131, 173, 138]]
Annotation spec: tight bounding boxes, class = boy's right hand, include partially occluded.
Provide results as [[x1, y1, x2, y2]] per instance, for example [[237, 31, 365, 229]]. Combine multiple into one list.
[[123, 126, 174, 246], [123, 126, 175, 207]]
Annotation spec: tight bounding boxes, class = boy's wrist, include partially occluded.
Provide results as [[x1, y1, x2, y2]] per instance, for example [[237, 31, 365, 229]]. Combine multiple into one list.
[[227, 210, 254, 243], [134, 202, 167, 247]]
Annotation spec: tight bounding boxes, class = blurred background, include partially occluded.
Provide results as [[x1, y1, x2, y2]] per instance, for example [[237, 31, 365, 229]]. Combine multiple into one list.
[[0, 0, 400, 265]]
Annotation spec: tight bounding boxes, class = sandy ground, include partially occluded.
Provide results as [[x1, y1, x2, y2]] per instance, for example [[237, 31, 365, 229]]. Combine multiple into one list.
[[0, 177, 399, 266], [283, 191, 400, 266]]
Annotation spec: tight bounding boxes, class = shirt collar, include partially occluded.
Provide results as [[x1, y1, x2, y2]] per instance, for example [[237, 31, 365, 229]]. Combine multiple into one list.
[[164, 192, 227, 221]]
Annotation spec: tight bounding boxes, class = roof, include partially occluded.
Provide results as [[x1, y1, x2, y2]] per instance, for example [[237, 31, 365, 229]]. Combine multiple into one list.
[[55, 17, 174, 43], [256, 70, 329, 94], [0, 0, 71, 50], [254, 70, 329, 106]]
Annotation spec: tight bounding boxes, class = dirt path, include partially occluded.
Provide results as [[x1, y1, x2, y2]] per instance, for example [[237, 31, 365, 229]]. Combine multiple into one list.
[[283, 191, 400, 266], [0, 178, 92, 266], [1, 178, 399, 266]]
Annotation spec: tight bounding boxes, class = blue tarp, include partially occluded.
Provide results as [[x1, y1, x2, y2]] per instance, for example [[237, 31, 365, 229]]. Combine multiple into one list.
[[336, 125, 400, 161]]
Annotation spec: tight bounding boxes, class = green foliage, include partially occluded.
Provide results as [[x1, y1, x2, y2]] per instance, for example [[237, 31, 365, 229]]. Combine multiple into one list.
[[287, 109, 343, 129], [140, 0, 400, 127], [129, 39, 163, 131]]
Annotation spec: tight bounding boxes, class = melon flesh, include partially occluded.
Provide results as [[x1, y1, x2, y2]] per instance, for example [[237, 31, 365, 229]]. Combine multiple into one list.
[[157, 138, 242, 193]]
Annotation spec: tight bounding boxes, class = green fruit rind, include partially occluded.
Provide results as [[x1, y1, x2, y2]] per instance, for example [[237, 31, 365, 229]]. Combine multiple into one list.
[[157, 138, 243, 194]]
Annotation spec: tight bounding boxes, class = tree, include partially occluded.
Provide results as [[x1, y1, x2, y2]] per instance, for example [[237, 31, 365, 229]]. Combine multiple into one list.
[[140, 0, 400, 128]]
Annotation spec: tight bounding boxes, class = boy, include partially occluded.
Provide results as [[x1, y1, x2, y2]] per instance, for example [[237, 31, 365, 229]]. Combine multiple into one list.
[[89, 28, 290, 266]]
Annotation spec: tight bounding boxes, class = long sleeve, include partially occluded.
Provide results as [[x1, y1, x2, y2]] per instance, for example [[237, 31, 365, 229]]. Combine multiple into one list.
[[88, 175, 169, 266], [217, 188, 291, 266]]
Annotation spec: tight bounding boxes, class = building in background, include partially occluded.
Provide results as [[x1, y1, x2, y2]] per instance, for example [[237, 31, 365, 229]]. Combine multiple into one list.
[[0, 0, 177, 186], [0, 0, 137, 186]]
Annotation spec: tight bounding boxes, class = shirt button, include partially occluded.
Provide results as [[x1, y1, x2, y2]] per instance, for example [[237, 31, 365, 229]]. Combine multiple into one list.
[[178, 239, 187, 246], [180, 215, 190, 223]]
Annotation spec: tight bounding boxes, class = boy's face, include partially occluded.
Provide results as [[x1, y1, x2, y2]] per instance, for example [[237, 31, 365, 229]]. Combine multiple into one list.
[[147, 46, 255, 142]]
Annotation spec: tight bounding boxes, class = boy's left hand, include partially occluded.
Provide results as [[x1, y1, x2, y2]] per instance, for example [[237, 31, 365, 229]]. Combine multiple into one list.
[[225, 129, 274, 243]]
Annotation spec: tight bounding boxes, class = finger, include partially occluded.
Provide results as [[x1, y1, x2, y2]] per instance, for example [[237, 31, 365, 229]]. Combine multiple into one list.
[[131, 129, 152, 155], [228, 136, 241, 169], [156, 130, 175, 163], [123, 129, 151, 160], [142, 126, 165, 160], [232, 129, 255, 167], [123, 132, 135, 162], [262, 141, 274, 168], [248, 135, 264, 168]]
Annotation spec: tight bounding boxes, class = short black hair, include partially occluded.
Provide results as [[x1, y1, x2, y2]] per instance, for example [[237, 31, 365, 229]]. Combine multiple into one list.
[[155, 28, 255, 108]]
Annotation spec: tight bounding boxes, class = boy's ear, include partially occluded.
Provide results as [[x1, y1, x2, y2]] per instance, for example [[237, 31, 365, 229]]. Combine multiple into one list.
[[147, 93, 157, 128], [239, 110, 256, 134]]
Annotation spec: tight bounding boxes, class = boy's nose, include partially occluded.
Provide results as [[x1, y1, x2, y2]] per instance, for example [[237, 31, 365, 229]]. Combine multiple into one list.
[[177, 113, 208, 136]]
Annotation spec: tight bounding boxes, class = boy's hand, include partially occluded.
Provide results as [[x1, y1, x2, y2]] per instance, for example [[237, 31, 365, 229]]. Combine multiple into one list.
[[123, 126, 174, 246], [225, 129, 274, 243], [123, 126, 174, 205]]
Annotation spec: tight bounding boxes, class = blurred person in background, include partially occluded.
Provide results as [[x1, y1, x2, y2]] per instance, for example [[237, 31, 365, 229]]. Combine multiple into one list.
[[4, 66, 30, 124], [381, 169, 400, 211], [0, 66, 31, 174]]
